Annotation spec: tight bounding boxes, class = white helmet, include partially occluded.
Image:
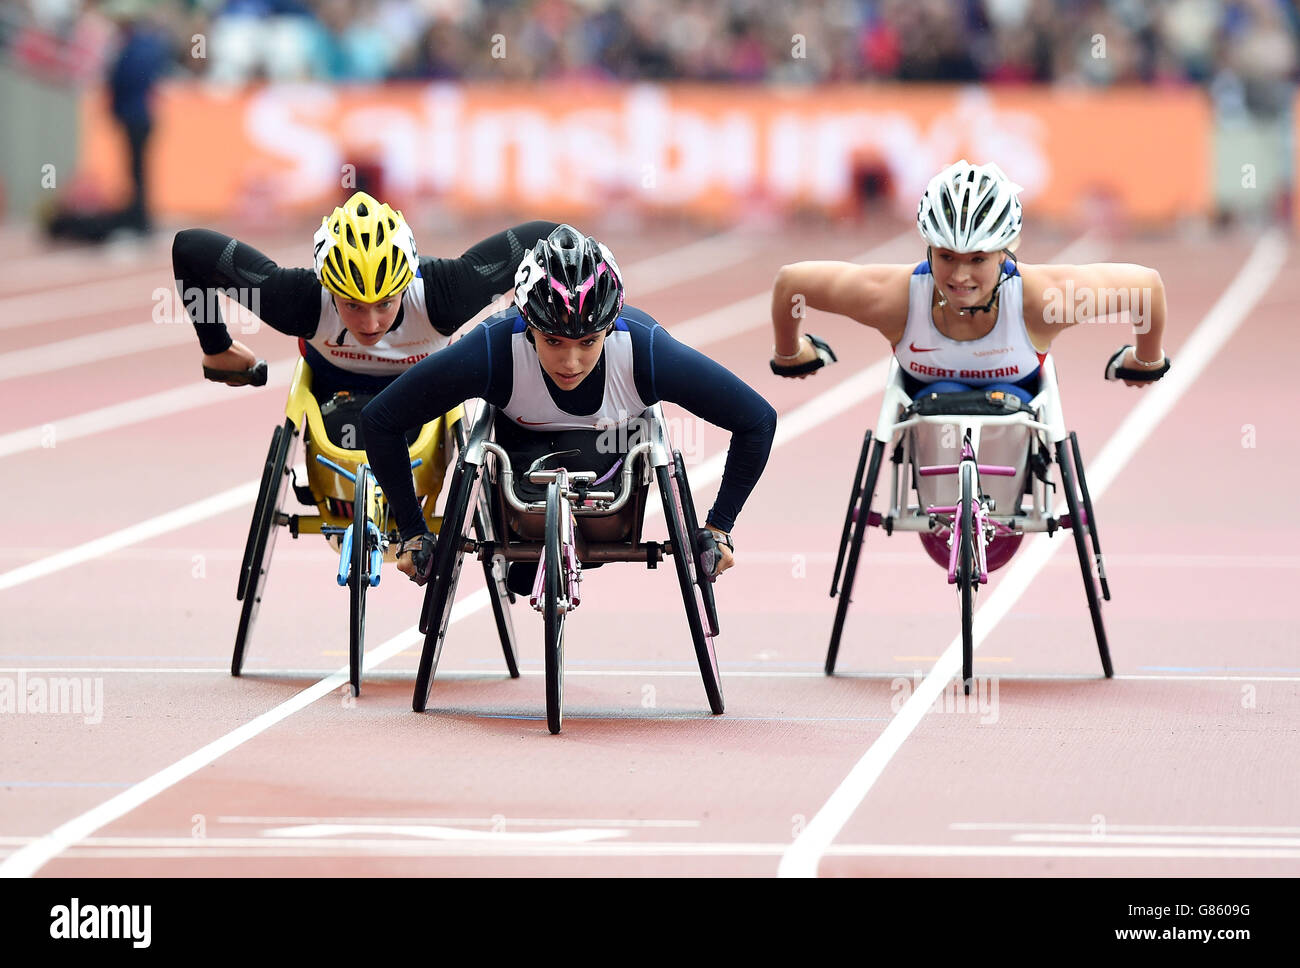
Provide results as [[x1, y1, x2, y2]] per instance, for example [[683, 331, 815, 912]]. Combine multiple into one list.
[[916, 160, 1023, 253]]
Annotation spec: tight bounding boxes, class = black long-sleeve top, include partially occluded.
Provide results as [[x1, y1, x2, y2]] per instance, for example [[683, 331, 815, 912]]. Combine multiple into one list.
[[171, 221, 559, 392]]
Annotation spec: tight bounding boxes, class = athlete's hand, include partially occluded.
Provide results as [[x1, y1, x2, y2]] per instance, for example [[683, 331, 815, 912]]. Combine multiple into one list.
[[771, 334, 837, 379], [1105, 344, 1170, 389], [699, 526, 734, 578], [775, 336, 820, 379], [202, 341, 258, 384], [1119, 346, 1163, 388], [396, 533, 437, 585]]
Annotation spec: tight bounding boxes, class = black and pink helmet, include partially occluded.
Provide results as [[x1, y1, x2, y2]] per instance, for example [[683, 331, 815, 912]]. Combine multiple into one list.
[[513, 225, 624, 339]]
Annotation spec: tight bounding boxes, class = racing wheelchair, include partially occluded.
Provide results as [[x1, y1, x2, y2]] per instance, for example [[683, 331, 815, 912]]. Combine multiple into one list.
[[411, 403, 722, 733], [826, 356, 1112, 692], [231, 358, 514, 696]]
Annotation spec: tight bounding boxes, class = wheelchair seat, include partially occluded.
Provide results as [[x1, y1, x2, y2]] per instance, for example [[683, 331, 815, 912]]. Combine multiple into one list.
[[904, 387, 1037, 419], [487, 421, 647, 546], [318, 390, 421, 451]]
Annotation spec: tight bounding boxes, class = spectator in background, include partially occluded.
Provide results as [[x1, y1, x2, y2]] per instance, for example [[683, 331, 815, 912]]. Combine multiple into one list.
[[104, 0, 172, 233]]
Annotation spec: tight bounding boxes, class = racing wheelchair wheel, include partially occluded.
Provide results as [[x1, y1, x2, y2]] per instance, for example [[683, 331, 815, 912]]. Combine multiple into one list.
[[413, 455, 480, 712], [233, 417, 298, 676], [958, 462, 977, 695], [657, 461, 725, 716], [673, 451, 720, 637], [1070, 431, 1110, 601], [475, 480, 520, 679], [543, 481, 568, 734], [454, 418, 520, 677], [1056, 438, 1113, 678], [825, 431, 886, 675], [347, 464, 374, 698]]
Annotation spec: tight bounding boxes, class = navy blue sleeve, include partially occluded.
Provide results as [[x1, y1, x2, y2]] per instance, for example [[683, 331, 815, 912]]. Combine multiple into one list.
[[628, 312, 777, 533], [362, 316, 515, 538]]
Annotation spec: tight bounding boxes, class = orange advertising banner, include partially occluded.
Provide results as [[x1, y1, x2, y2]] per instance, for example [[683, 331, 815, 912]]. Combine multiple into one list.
[[80, 83, 1210, 222]]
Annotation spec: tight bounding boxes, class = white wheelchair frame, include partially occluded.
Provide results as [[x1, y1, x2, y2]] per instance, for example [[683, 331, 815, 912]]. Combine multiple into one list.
[[827, 356, 1113, 690]]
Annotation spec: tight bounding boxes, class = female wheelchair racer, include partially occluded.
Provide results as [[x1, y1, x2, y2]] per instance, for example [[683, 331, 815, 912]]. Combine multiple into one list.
[[767, 160, 1172, 686], [362, 225, 778, 729]]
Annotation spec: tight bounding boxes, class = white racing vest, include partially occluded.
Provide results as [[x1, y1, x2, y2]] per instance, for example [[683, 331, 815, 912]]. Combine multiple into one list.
[[502, 318, 650, 431], [893, 261, 1044, 386], [303, 276, 449, 377]]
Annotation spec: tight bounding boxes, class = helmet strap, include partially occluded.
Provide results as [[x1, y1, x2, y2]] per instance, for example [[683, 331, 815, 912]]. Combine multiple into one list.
[[929, 244, 1011, 317]]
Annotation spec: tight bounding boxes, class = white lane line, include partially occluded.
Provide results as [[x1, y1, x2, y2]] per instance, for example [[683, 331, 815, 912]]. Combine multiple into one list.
[[777, 227, 1290, 878], [216, 815, 701, 827], [0, 356, 299, 458], [3, 840, 1297, 862], [953, 822, 1300, 834], [0, 325, 909, 875], [0, 620, 423, 879], [669, 230, 915, 348], [620, 228, 760, 292], [0, 271, 170, 331], [0, 244, 301, 331], [0, 323, 192, 381], [1012, 833, 1300, 847], [0, 482, 259, 593], [5, 667, 1298, 683]]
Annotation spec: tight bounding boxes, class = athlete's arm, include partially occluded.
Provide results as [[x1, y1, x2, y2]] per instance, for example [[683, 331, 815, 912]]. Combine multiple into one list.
[[641, 321, 777, 534], [770, 262, 914, 369], [420, 220, 560, 336], [361, 319, 512, 540], [171, 229, 322, 358], [1021, 262, 1168, 386]]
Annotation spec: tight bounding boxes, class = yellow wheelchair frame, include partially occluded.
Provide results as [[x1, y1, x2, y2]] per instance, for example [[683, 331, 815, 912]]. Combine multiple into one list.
[[232, 358, 464, 695]]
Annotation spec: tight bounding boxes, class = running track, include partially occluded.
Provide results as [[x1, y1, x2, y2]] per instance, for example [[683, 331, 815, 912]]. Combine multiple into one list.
[[1, 216, 1296, 877]]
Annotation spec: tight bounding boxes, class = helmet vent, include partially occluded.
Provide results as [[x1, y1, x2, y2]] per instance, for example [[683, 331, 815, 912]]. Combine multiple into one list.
[[374, 256, 388, 292], [356, 201, 369, 217]]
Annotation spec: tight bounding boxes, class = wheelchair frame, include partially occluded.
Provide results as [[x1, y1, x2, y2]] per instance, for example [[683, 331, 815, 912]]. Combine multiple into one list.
[[413, 403, 722, 733], [827, 356, 1112, 691], [231, 358, 475, 696]]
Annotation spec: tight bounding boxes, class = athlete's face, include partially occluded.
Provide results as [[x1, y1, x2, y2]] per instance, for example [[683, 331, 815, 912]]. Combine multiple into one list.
[[532, 329, 607, 390], [931, 249, 1003, 310], [334, 295, 400, 347]]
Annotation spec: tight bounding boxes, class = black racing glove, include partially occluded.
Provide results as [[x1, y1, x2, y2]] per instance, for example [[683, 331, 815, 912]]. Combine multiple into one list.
[[771, 333, 837, 377], [397, 533, 437, 586], [695, 528, 733, 581], [203, 359, 268, 386], [1105, 345, 1170, 383]]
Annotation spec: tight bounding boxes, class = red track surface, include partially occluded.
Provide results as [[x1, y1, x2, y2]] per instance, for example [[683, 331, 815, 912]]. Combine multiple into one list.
[[2, 218, 1297, 877]]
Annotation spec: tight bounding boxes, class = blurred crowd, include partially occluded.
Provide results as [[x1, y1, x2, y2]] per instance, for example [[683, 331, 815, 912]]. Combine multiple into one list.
[[4, 0, 1298, 112]]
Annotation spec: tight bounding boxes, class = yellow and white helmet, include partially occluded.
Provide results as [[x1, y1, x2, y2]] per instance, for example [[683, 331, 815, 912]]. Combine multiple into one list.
[[313, 192, 417, 302], [916, 160, 1023, 254]]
